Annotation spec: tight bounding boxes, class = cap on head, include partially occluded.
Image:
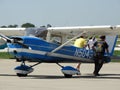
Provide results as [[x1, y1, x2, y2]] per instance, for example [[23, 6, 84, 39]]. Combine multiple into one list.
[[99, 35, 106, 40], [80, 35, 84, 38]]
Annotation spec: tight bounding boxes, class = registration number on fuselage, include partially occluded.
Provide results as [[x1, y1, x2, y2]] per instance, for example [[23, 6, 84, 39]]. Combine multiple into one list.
[[74, 48, 93, 59]]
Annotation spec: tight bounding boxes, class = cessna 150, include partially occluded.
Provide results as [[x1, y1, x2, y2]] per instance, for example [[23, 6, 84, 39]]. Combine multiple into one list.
[[0, 25, 120, 78]]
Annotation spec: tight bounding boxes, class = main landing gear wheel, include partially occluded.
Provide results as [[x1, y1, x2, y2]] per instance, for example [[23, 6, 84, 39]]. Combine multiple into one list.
[[64, 74, 72, 78], [56, 63, 80, 78], [17, 73, 28, 77]]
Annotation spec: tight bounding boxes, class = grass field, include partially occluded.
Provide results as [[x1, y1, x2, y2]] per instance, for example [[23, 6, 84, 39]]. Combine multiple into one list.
[[113, 50, 120, 55], [0, 52, 14, 59]]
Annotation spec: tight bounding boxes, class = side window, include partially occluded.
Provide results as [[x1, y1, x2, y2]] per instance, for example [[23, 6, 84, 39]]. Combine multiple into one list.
[[50, 34, 62, 44]]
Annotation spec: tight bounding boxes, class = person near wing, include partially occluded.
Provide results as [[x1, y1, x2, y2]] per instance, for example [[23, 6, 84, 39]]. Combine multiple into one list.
[[86, 36, 97, 50], [74, 35, 87, 75]]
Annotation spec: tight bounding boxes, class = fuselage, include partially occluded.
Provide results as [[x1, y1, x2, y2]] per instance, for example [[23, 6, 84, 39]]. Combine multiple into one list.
[[7, 36, 110, 63]]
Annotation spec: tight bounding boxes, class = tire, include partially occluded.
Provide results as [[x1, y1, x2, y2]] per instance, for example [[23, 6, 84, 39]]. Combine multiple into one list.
[[17, 73, 27, 77], [64, 74, 72, 78], [16, 58, 21, 62]]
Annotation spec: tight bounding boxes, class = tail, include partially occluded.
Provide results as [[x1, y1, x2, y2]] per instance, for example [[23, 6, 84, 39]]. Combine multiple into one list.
[[105, 35, 118, 56]]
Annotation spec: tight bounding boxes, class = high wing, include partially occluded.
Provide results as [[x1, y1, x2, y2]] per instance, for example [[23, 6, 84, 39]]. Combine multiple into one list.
[[46, 25, 120, 44], [47, 25, 120, 36], [0, 28, 26, 36]]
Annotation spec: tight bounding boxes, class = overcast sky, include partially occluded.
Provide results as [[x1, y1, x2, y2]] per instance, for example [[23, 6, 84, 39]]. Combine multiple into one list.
[[0, 0, 120, 27]]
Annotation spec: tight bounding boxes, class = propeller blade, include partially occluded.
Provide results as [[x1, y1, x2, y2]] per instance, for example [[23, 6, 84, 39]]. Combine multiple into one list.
[[0, 33, 29, 49], [15, 41, 29, 49], [0, 33, 12, 43]]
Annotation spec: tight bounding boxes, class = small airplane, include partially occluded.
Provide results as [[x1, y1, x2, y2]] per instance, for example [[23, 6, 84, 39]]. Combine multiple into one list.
[[0, 25, 120, 78]]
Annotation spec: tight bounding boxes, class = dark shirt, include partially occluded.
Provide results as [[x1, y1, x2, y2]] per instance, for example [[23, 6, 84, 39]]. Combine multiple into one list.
[[94, 40, 109, 55]]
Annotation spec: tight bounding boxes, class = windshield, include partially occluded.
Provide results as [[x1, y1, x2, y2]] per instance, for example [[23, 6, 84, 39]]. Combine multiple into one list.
[[25, 27, 48, 40]]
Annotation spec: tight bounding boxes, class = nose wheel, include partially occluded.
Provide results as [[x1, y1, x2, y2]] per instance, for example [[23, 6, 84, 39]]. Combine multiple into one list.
[[14, 60, 41, 77], [14, 64, 34, 77]]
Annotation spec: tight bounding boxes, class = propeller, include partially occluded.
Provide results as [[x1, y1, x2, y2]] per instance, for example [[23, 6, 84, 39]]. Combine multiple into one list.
[[13, 39, 29, 49], [0, 33, 29, 49], [0, 33, 12, 43]]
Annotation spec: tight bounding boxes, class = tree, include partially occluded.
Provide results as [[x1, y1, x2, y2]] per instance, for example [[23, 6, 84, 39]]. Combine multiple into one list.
[[8, 24, 18, 28], [0, 25, 7, 28], [47, 24, 52, 28], [21, 23, 35, 28], [13, 24, 18, 28]]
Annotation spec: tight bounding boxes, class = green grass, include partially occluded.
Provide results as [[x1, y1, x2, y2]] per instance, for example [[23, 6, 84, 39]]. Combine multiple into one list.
[[111, 60, 120, 62], [111, 50, 120, 62], [113, 50, 120, 56], [0, 52, 14, 59], [116, 41, 120, 45]]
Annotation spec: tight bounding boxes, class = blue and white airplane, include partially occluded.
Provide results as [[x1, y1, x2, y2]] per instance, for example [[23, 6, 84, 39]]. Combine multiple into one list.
[[0, 25, 120, 78]]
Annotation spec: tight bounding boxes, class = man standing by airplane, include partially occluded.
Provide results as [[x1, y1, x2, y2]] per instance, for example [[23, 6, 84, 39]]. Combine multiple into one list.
[[93, 35, 109, 76], [74, 35, 87, 74]]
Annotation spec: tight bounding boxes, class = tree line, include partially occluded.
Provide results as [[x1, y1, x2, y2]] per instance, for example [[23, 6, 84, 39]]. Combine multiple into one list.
[[0, 23, 52, 28]]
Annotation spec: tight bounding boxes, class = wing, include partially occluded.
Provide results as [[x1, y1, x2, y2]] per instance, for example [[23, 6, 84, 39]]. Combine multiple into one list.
[[0, 28, 26, 36], [47, 25, 120, 36]]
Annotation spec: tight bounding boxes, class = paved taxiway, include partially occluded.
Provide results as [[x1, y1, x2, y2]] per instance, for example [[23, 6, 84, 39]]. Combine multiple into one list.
[[0, 59, 120, 90]]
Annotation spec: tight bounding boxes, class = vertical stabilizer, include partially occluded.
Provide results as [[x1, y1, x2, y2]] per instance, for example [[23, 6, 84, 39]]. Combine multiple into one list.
[[105, 35, 118, 56]]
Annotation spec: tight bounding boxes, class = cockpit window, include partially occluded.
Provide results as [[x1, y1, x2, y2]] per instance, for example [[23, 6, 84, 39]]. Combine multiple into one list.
[[35, 30, 48, 40], [50, 34, 62, 44], [25, 27, 47, 40]]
